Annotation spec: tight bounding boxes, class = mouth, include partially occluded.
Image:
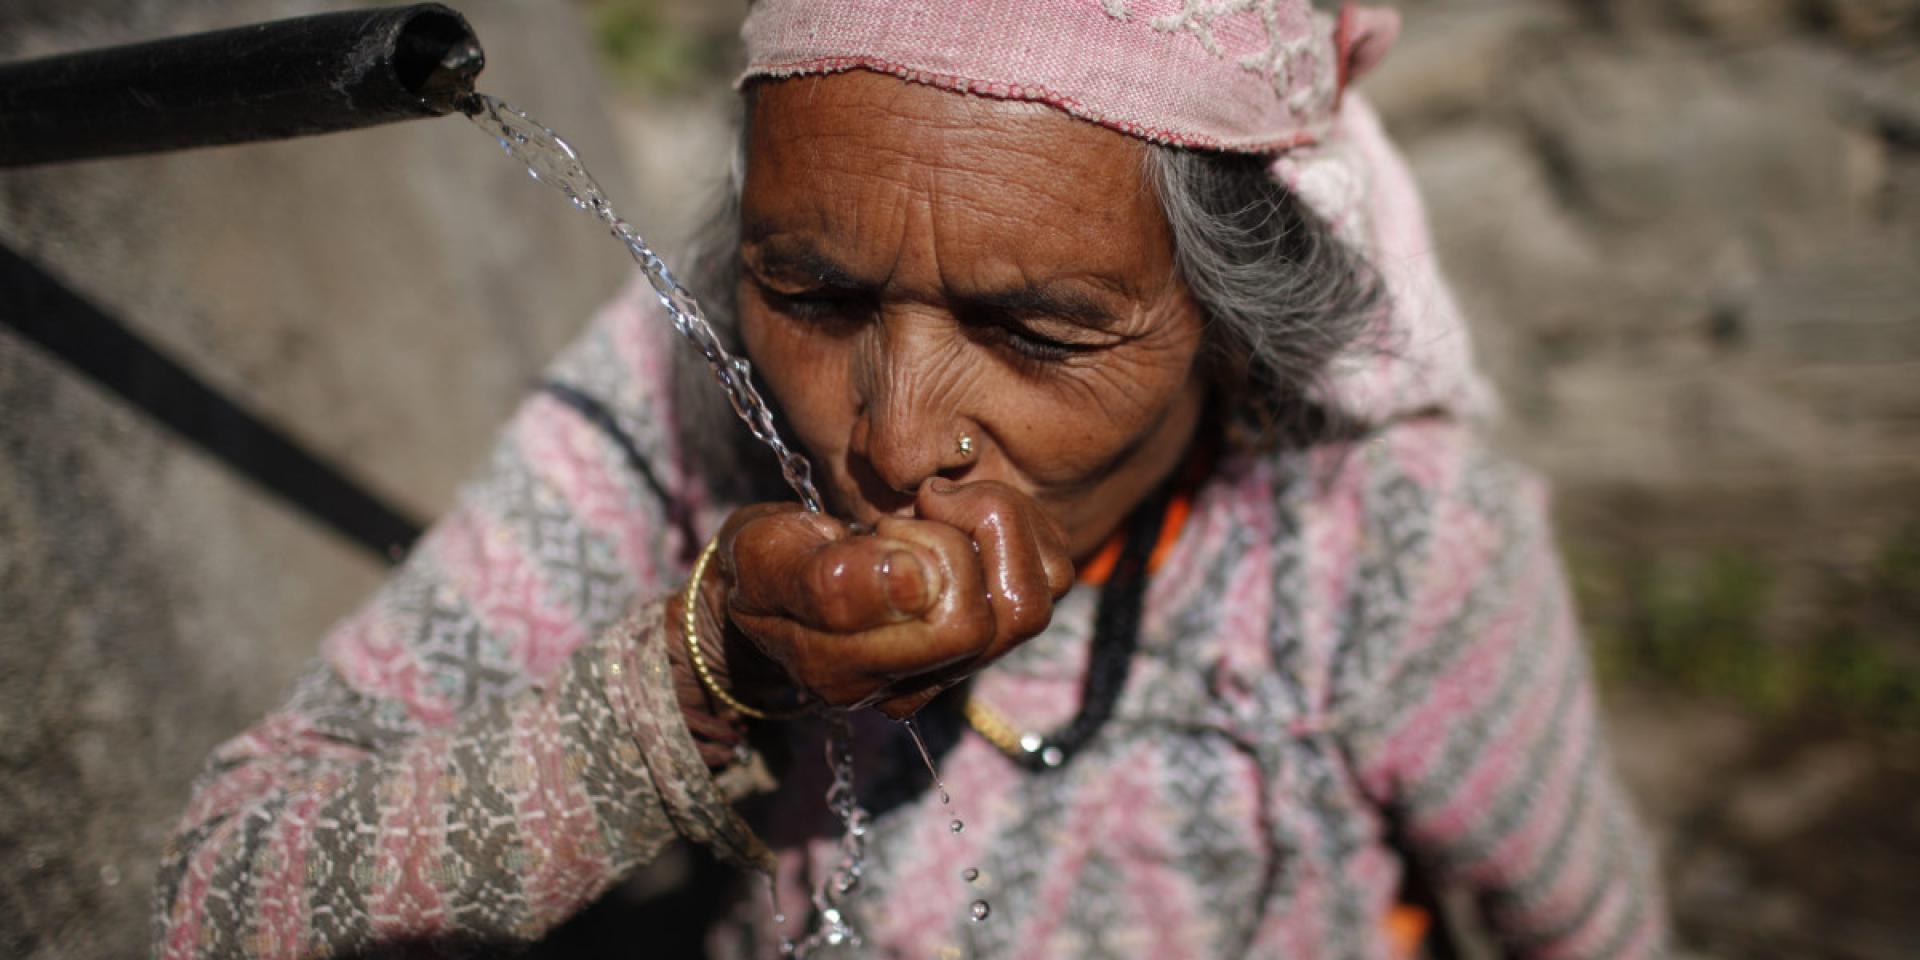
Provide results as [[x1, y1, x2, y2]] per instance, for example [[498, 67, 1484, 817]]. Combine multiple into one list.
[[830, 448, 928, 522]]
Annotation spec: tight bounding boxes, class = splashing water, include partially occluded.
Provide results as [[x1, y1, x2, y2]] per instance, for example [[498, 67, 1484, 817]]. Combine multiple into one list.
[[782, 713, 870, 955], [767, 875, 796, 957], [464, 93, 869, 954]]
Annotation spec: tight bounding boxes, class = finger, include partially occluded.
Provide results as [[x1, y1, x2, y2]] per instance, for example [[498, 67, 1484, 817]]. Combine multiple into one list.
[[873, 685, 946, 720], [913, 480, 1060, 652], [757, 616, 968, 710], [867, 516, 995, 671], [726, 508, 847, 617], [758, 519, 982, 703], [785, 535, 946, 632], [916, 479, 1073, 598], [717, 502, 844, 575], [1031, 510, 1075, 600]]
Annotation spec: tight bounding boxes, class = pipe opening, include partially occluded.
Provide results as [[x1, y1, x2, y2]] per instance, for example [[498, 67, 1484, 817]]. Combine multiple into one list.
[[392, 9, 482, 107]]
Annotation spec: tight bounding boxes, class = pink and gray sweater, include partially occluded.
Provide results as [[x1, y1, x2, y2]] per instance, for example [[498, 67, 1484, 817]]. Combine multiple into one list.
[[154, 283, 1666, 958]]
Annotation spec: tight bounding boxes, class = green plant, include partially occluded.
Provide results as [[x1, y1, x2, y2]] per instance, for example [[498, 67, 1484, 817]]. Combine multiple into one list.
[[583, 0, 734, 94], [1574, 525, 1920, 730]]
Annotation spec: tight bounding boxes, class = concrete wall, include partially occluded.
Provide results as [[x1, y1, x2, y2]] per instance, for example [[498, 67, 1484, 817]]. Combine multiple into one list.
[[1, 2, 637, 955]]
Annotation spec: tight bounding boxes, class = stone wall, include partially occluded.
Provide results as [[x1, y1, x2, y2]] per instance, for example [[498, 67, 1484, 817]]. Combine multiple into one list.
[[0, 3, 634, 955], [1369, 0, 1920, 601]]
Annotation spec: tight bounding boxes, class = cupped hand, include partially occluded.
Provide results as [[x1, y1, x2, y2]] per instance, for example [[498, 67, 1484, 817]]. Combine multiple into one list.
[[703, 479, 1074, 719]]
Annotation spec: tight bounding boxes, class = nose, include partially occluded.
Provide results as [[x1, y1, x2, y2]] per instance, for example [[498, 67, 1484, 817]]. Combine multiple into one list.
[[849, 315, 977, 497]]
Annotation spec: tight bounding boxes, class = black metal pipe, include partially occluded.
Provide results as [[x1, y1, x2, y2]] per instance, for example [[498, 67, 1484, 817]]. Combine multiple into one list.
[[0, 4, 484, 168]]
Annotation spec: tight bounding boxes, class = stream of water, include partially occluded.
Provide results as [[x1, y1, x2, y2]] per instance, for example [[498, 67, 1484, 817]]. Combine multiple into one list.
[[465, 92, 984, 953], [463, 92, 823, 512]]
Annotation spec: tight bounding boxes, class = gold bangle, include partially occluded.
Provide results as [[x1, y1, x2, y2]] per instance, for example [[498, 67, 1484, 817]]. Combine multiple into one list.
[[681, 535, 808, 721], [962, 696, 1024, 757]]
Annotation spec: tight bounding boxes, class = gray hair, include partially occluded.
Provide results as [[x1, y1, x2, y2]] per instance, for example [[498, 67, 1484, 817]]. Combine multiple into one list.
[[1143, 145, 1384, 443], [672, 127, 1385, 500]]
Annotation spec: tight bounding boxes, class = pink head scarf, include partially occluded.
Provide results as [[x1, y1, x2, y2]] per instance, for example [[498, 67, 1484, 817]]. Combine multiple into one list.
[[739, 1, 1492, 424]]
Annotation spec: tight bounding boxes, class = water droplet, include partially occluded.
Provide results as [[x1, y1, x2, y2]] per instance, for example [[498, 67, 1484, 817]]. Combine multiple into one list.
[[1040, 745, 1065, 768], [970, 900, 991, 922], [950, 819, 964, 834], [1019, 732, 1044, 753], [938, 789, 950, 805], [963, 867, 979, 883]]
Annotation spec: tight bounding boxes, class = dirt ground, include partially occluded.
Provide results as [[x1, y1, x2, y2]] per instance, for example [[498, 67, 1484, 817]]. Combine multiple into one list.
[[1608, 690, 1920, 958]]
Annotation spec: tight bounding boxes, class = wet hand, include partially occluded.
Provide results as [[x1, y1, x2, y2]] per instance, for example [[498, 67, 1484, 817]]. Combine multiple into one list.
[[707, 480, 1074, 719]]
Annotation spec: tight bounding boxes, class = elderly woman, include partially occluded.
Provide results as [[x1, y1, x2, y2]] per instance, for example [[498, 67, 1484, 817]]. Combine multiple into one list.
[[155, 2, 1664, 957]]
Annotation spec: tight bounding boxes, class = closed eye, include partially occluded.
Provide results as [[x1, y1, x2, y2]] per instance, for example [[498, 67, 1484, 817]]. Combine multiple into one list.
[[752, 277, 872, 333], [960, 309, 1121, 366]]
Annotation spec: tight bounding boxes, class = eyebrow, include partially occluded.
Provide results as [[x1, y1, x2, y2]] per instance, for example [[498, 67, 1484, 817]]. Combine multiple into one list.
[[745, 241, 872, 290]]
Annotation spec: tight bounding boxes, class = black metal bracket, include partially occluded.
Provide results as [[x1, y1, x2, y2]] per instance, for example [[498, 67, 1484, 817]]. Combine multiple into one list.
[[1, 244, 423, 561]]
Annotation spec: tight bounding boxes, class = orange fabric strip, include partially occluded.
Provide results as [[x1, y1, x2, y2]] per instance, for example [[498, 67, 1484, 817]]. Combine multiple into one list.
[[1384, 905, 1431, 959], [1077, 488, 1192, 586]]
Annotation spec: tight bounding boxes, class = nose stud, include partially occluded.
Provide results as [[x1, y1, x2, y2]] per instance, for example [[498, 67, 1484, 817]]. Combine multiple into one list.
[[955, 433, 975, 459]]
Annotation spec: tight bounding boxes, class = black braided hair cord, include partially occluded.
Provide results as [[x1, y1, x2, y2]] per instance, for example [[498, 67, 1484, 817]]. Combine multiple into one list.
[[998, 481, 1173, 773]]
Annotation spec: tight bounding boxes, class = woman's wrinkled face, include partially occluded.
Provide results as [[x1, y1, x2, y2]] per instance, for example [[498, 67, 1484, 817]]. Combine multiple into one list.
[[739, 70, 1207, 562]]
